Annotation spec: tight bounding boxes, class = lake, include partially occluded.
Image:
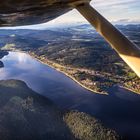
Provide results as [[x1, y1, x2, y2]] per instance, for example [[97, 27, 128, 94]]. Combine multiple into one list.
[[0, 51, 140, 139]]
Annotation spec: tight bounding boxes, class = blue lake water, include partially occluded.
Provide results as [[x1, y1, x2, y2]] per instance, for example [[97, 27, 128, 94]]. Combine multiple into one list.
[[0, 51, 140, 139]]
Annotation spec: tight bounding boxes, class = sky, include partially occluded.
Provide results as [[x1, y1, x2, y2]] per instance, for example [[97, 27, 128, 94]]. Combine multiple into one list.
[[1, 0, 140, 29], [50, 0, 140, 24]]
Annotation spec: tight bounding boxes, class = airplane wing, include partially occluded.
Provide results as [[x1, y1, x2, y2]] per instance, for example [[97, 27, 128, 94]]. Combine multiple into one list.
[[0, 0, 75, 26]]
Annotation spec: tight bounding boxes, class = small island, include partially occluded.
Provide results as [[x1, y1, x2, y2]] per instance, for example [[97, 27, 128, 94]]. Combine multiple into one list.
[[0, 50, 8, 59], [0, 61, 4, 68], [0, 50, 8, 68]]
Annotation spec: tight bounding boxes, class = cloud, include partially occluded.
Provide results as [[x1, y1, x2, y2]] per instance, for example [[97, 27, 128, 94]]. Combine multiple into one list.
[[91, 0, 140, 22], [112, 19, 140, 25], [0, 0, 140, 29], [91, 0, 140, 8]]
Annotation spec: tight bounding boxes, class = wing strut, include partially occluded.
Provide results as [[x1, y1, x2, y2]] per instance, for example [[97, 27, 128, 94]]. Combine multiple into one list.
[[71, 2, 140, 77]]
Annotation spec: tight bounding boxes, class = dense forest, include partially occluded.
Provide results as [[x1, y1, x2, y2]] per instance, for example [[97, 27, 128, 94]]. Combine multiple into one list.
[[0, 78, 118, 140]]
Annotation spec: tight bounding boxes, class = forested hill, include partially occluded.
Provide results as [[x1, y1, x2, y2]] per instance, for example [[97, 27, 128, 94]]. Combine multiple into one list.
[[0, 79, 119, 140]]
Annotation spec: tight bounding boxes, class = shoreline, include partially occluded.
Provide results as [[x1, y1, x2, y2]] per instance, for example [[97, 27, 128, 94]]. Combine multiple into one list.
[[6, 50, 140, 95], [28, 52, 107, 95], [119, 86, 140, 95]]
